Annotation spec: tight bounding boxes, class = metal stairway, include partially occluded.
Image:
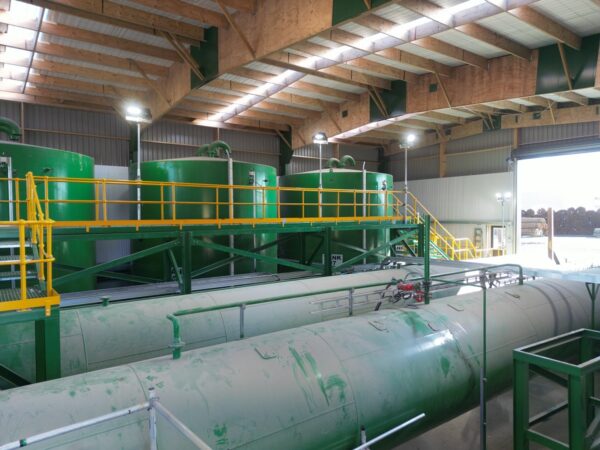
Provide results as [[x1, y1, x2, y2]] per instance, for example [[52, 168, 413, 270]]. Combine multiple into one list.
[[392, 191, 487, 261]]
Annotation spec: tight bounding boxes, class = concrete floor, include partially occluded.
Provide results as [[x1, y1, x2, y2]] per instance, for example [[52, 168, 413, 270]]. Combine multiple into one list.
[[395, 377, 568, 450]]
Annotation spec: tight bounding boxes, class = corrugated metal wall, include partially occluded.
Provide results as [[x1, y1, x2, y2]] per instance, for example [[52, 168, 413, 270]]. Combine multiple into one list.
[[24, 104, 130, 165], [520, 122, 599, 145], [287, 143, 379, 174], [0, 100, 281, 169]]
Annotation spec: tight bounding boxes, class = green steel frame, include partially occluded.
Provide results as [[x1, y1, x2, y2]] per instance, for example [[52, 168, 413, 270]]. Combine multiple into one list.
[[0, 306, 60, 384], [514, 329, 600, 450], [0, 221, 425, 295]]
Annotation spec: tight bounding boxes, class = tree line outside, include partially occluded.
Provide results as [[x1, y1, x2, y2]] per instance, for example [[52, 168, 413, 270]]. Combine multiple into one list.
[[522, 207, 600, 236]]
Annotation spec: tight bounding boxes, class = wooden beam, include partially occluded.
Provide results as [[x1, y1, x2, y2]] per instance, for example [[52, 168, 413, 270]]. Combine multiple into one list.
[[27, 73, 146, 101], [218, 0, 256, 14], [326, 29, 453, 77], [214, 0, 256, 58], [355, 15, 489, 70], [319, 100, 342, 133], [501, 103, 600, 128], [455, 23, 531, 60], [37, 22, 179, 62], [557, 43, 573, 90], [128, 58, 171, 106], [263, 53, 390, 89], [31, 59, 146, 88], [434, 71, 452, 108], [27, 0, 203, 43], [30, 42, 169, 78], [439, 140, 447, 177], [419, 111, 466, 124], [520, 96, 552, 107], [509, 7, 581, 49], [489, 100, 528, 112], [132, 0, 229, 28], [162, 32, 205, 81], [557, 91, 589, 105]]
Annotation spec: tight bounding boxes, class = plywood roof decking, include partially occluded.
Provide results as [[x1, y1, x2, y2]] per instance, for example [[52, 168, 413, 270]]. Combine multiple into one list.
[[0, 0, 597, 140]]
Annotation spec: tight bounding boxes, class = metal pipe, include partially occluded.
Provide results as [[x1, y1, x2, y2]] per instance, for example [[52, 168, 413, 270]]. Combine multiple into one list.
[[0, 401, 150, 450], [318, 142, 323, 218], [227, 155, 234, 275], [362, 162, 367, 264], [353, 413, 426, 450], [0, 268, 444, 378], [0, 279, 593, 449], [0, 117, 21, 141], [404, 145, 408, 223], [136, 122, 141, 221]]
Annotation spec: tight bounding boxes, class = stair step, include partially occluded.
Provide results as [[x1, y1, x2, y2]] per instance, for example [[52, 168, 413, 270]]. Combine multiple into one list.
[[0, 271, 38, 282], [0, 241, 32, 249], [0, 286, 44, 302]]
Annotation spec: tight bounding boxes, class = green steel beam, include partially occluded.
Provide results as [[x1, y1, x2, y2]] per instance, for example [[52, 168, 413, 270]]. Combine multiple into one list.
[[181, 232, 192, 294], [167, 249, 183, 288], [191, 235, 294, 278], [53, 264, 161, 285], [53, 239, 179, 287], [333, 241, 389, 259], [306, 235, 324, 266], [334, 229, 417, 272], [32, 222, 421, 241], [35, 307, 60, 382], [0, 363, 30, 387], [323, 227, 332, 276], [0, 308, 47, 326], [192, 238, 322, 273]]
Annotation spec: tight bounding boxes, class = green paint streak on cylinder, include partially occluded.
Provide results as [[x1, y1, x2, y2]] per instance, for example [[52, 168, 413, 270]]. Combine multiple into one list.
[[279, 168, 394, 268], [134, 156, 278, 279], [0, 142, 95, 292], [0, 279, 593, 449]]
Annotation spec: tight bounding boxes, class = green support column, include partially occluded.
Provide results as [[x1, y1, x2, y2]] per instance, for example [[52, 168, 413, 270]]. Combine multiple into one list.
[[323, 227, 332, 276], [423, 216, 431, 304], [417, 222, 425, 257], [34, 307, 61, 382], [181, 231, 192, 294], [299, 233, 306, 265], [513, 358, 530, 450], [568, 375, 587, 450]]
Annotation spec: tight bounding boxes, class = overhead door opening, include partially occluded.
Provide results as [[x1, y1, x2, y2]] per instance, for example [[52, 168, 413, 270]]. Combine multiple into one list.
[[517, 151, 600, 268]]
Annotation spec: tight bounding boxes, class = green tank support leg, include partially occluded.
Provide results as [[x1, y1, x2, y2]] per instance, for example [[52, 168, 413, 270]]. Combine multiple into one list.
[[35, 307, 60, 382], [323, 227, 332, 276], [181, 232, 192, 295]]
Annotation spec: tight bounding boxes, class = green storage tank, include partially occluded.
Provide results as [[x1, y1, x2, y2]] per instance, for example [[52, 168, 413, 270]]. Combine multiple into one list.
[[135, 143, 278, 279], [0, 125, 96, 292], [279, 160, 394, 268]]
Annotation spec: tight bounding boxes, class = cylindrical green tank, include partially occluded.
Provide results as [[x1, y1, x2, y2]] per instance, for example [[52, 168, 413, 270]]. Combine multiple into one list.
[[0, 267, 448, 384], [0, 138, 95, 292], [0, 279, 592, 449], [134, 149, 278, 279], [279, 165, 393, 268]]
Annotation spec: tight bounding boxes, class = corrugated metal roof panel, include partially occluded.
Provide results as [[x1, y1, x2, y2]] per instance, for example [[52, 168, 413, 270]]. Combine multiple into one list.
[[395, 42, 465, 66], [447, 129, 513, 153], [372, 3, 423, 23], [531, 0, 600, 36], [477, 13, 555, 48], [301, 75, 365, 93], [50, 11, 173, 49], [41, 34, 173, 66], [434, 29, 508, 58], [364, 54, 429, 74]]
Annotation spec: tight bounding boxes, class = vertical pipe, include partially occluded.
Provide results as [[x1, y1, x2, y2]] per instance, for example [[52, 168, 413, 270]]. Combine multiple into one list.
[[513, 360, 529, 450], [318, 143, 323, 218], [7, 157, 15, 288], [228, 156, 234, 275], [404, 146, 408, 223], [362, 163, 367, 264], [136, 123, 141, 221], [18, 221, 26, 300], [423, 215, 430, 304], [148, 388, 158, 450], [480, 287, 488, 450]]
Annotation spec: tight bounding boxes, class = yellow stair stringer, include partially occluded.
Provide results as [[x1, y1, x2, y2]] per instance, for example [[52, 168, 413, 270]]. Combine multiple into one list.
[[391, 192, 481, 261]]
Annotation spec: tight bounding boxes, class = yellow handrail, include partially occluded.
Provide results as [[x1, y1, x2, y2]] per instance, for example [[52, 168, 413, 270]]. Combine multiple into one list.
[[0, 172, 59, 315]]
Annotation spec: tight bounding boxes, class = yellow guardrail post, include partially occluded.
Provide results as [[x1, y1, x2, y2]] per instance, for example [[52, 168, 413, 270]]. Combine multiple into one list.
[[18, 220, 26, 301]]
